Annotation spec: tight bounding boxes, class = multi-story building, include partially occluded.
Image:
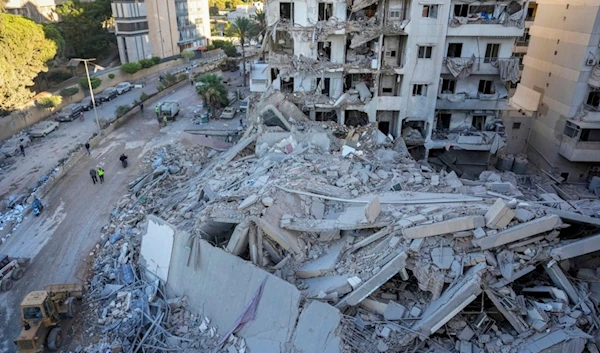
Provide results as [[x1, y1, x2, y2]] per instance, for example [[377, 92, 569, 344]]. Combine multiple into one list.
[[518, 0, 600, 182], [227, 3, 264, 22], [260, 0, 526, 165], [5, 0, 64, 22], [112, 0, 210, 63]]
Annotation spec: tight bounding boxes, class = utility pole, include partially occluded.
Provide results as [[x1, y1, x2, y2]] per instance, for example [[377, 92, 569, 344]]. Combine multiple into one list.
[[73, 58, 101, 134]]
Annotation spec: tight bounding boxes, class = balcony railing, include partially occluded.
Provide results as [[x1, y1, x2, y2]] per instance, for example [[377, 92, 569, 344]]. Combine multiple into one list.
[[515, 40, 529, 47]]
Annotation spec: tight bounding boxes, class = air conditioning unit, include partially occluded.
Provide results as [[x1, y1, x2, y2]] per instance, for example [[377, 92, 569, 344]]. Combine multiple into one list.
[[586, 58, 597, 66]]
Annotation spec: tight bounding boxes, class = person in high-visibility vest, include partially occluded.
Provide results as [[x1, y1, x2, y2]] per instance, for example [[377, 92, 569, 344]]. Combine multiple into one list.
[[155, 105, 159, 118], [97, 167, 105, 184]]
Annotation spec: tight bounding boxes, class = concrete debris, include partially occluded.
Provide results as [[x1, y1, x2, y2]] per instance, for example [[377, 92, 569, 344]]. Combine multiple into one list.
[[76, 97, 600, 353]]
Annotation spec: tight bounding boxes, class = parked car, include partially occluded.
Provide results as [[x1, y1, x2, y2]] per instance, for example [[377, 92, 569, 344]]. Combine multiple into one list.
[[1, 135, 31, 157], [96, 87, 118, 102], [55, 104, 84, 122], [220, 107, 236, 119], [30, 121, 59, 137], [116, 82, 132, 95], [80, 96, 99, 111]]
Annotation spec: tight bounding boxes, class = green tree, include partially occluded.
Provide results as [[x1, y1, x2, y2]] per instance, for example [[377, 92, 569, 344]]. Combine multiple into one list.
[[60, 86, 79, 97], [55, 0, 114, 59], [181, 50, 195, 61], [151, 56, 161, 65], [195, 74, 228, 118], [208, 39, 238, 57], [209, 6, 219, 16], [253, 9, 266, 40], [121, 62, 142, 74], [115, 104, 131, 118], [0, 13, 57, 114], [42, 23, 65, 57], [230, 17, 254, 87], [139, 58, 154, 69], [79, 77, 101, 90], [38, 95, 63, 109]]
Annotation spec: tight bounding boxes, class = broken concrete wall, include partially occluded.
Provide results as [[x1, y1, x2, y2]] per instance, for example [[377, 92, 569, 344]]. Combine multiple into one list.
[[139, 216, 176, 283], [166, 231, 301, 353], [292, 301, 342, 353]]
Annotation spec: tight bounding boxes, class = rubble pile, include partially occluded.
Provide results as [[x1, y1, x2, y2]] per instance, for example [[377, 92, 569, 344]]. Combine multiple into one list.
[[77, 100, 600, 353]]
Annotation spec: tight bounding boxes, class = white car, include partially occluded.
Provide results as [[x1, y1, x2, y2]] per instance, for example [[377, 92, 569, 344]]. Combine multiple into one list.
[[220, 107, 236, 119], [116, 82, 132, 95], [30, 121, 59, 138], [1, 135, 31, 157]]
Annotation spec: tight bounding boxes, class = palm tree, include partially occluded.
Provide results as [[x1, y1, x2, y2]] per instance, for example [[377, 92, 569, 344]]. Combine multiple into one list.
[[253, 9, 266, 39], [231, 17, 254, 87], [195, 74, 229, 118]]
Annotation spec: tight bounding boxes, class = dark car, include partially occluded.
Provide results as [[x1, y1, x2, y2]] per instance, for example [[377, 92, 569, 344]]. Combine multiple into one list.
[[96, 87, 118, 102], [80, 96, 99, 111], [55, 104, 84, 122]]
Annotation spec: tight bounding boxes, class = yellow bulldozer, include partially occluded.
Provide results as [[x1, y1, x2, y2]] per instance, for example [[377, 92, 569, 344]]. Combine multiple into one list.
[[14, 284, 83, 353]]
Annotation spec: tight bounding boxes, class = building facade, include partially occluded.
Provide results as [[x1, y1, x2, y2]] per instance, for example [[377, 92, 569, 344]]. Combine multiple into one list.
[[260, 0, 526, 165], [519, 0, 600, 182], [112, 0, 210, 63], [227, 3, 264, 22], [5, 0, 67, 22]]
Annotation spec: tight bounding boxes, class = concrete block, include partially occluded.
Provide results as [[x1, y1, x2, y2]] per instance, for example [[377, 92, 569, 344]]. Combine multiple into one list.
[[475, 215, 562, 250], [459, 341, 472, 353], [430, 175, 440, 186], [431, 247, 454, 270], [406, 215, 427, 225], [336, 251, 408, 307], [403, 216, 485, 239], [365, 196, 381, 223], [409, 238, 424, 252], [226, 220, 251, 256], [347, 276, 362, 290], [238, 194, 258, 210], [262, 197, 274, 207], [550, 232, 600, 261], [485, 199, 515, 229], [389, 236, 401, 248], [514, 208, 535, 222], [410, 306, 421, 317], [379, 326, 391, 338], [303, 275, 352, 298], [292, 301, 341, 353], [377, 341, 389, 352], [383, 301, 406, 320], [296, 238, 345, 279], [457, 326, 475, 341], [489, 182, 513, 193], [473, 227, 486, 239]]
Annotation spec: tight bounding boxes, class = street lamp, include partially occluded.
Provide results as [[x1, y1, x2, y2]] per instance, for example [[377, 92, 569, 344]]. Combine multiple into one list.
[[71, 58, 102, 134]]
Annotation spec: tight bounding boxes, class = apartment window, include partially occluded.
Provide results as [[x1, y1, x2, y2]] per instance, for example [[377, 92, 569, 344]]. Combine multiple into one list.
[[385, 50, 397, 58], [512, 122, 522, 130], [437, 113, 451, 130], [389, 10, 401, 19], [318, 3, 333, 21], [526, 6, 535, 20], [317, 77, 331, 96], [586, 91, 600, 109], [280, 2, 293, 21], [478, 80, 495, 94], [117, 22, 149, 32], [418, 46, 433, 59], [382, 87, 393, 93], [422, 5, 439, 18], [317, 41, 331, 60], [454, 4, 468, 17], [472, 115, 486, 130], [440, 79, 456, 94], [412, 84, 428, 96], [484, 44, 500, 63], [446, 43, 463, 58]]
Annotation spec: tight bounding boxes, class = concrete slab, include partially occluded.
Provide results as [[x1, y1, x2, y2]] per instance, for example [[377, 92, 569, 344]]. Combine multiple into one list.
[[403, 216, 485, 239], [475, 215, 562, 250], [226, 220, 251, 256], [383, 301, 406, 320], [303, 275, 352, 298], [431, 247, 454, 270], [365, 195, 381, 223], [296, 238, 346, 279], [360, 299, 388, 314], [336, 251, 408, 307], [550, 232, 600, 261], [514, 208, 535, 222], [485, 198, 515, 229], [139, 216, 176, 283], [166, 234, 301, 353], [292, 301, 341, 353]]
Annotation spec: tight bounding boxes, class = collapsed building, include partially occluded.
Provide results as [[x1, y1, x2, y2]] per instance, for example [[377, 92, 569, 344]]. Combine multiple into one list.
[[251, 0, 526, 167], [76, 94, 600, 353]]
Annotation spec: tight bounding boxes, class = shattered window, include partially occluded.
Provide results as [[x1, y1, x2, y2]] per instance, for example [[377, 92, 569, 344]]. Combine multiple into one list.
[[418, 46, 432, 59], [472, 115, 486, 130], [422, 5, 438, 18], [440, 79, 456, 94], [478, 80, 495, 94], [412, 84, 428, 96]]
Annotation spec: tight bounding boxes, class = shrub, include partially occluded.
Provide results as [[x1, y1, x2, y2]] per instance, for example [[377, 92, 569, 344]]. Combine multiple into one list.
[[178, 73, 188, 82], [121, 62, 142, 74], [47, 71, 73, 82], [151, 56, 161, 66], [162, 73, 177, 87], [108, 73, 115, 79], [139, 58, 154, 69], [79, 77, 102, 90], [139, 92, 149, 101], [157, 85, 165, 92], [59, 87, 79, 97], [115, 105, 131, 118], [38, 95, 63, 109], [181, 50, 195, 60]]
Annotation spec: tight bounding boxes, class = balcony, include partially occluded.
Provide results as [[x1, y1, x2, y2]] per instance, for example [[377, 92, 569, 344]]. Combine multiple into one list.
[[515, 40, 529, 47], [447, 16, 524, 37], [559, 120, 600, 162], [441, 57, 518, 77], [436, 84, 509, 111], [430, 131, 505, 152]]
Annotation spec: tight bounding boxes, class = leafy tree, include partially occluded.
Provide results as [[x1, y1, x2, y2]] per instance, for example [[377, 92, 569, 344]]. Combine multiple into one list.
[[55, 0, 114, 58], [139, 92, 149, 102], [181, 50, 195, 61], [108, 73, 115, 79], [115, 104, 131, 118], [42, 23, 65, 57], [79, 77, 102, 90], [253, 9, 266, 40], [162, 73, 177, 87], [208, 39, 238, 57], [0, 13, 57, 114], [151, 56, 161, 65], [121, 62, 142, 74], [47, 71, 73, 82], [60, 86, 79, 97], [195, 74, 228, 118], [139, 58, 154, 69], [209, 6, 219, 16], [38, 95, 62, 109], [230, 17, 254, 86]]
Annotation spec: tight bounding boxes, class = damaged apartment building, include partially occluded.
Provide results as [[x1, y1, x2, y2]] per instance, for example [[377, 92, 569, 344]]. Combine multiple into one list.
[[258, 0, 526, 167]]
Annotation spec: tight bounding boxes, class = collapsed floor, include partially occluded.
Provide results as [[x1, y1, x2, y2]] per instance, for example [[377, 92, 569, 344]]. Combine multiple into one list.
[[73, 93, 600, 353]]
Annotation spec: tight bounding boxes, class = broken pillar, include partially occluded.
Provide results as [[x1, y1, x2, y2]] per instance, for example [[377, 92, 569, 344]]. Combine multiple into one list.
[[485, 198, 515, 229], [475, 215, 562, 250], [550, 232, 600, 261], [403, 216, 485, 239], [336, 251, 408, 308]]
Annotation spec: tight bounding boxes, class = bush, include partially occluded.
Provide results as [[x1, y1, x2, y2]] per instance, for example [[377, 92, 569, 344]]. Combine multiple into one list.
[[38, 95, 63, 109], [162, 73, 177, 87], [151, 56, 161, 66], [108, 73, 115, 79], [59, 87, 79, 97], [115, 105, 131, 118], [139, 58, 154, 69], [139, 92, 149, 101], [79, 77, 102, 90], [157, 84, 165, 92], [121, 62, 142, 74], [181, 50, 195, 60], [47, 71, 73, 82], [178, 73, 188, 82]]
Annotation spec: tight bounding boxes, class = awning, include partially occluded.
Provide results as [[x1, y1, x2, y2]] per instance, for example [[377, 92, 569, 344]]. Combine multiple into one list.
[[197, 46, 207, 51]]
